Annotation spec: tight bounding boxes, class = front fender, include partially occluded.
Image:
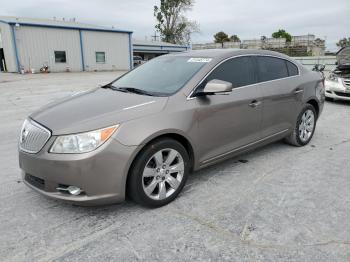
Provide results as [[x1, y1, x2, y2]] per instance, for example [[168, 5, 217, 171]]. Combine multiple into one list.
[[114, 106, 199, 156]]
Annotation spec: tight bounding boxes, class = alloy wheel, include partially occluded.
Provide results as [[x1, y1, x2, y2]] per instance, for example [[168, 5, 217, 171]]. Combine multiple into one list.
[[298, 109, 315, 142], [142, 148, 184, 200]]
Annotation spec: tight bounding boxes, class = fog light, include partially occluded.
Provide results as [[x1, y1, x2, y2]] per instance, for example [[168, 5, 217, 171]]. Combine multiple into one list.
[[67, 186, 82, 196]]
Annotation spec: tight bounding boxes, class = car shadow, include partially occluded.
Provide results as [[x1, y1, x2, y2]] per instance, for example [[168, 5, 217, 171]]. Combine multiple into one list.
[[42, 140, 290, 214]]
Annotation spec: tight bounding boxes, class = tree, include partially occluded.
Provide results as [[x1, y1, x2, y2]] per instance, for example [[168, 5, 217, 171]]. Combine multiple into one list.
[[229, 34, 240, 42], [314, 38, 325, 47], [214, 31, 230, 44], [272, 29, 292, 42], [154, 0, 199, 44], [336, 37, 350, 48]]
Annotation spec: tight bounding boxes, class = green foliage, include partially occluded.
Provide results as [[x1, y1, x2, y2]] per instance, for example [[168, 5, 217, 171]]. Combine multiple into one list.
[[336, 37, 350, 48], [154, 0, 199, 44], [230, 34, 240, 42], [214, 32, 241, 43], [214, 31, 230, 43], [272, 29, 292, 43]]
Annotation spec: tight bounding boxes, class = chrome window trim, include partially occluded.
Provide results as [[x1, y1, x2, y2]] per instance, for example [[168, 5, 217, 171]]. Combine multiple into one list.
[[19, 118, 52, 154], [187, 54, 301, 100]]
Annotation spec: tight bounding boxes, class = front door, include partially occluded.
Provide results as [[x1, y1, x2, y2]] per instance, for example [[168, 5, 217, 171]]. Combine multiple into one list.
[[194, 56, 263, 164]]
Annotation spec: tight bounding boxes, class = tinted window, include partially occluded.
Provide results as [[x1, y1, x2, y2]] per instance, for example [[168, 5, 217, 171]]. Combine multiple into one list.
[[286, 61, 298, 76], [54, 51, 66, 63], [256, 56, 288, 82], [206, 56, 256, 88]]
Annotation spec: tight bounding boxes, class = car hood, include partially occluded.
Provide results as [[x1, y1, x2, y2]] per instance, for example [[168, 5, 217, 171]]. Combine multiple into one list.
[[30, 87, 168, 135], [336, 46, 350, 66]]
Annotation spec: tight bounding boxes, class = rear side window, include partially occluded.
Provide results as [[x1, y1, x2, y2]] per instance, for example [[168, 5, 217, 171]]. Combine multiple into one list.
[[206, 56, 256, 88], [256, 56, 288, 82], [286, 61, 299, 76]]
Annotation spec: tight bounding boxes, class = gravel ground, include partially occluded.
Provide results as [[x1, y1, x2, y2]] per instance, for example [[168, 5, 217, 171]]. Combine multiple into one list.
[[0, 72, 350, 262]]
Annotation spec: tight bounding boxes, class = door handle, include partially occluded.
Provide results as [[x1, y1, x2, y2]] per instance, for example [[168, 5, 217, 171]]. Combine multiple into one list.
[[294, 89, 304, 94], [249, 100, 261, 108]]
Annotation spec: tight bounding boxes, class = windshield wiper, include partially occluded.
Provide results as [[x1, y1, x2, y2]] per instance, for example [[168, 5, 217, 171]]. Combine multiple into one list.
[[102, 84, 157, 96], [101, 84, 129, 93], [116, 87, 156, 96]]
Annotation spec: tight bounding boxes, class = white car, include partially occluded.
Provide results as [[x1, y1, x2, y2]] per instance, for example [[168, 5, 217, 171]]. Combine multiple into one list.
[[325, 47, 350, 101]]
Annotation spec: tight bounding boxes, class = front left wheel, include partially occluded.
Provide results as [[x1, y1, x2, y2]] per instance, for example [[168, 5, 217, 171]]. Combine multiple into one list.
[[127, 138, 190, 207]]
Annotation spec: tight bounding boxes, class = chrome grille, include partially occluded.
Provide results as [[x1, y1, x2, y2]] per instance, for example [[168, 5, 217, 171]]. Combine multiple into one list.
[[343, 79, 350, 87], [19, 119, 51, 153]]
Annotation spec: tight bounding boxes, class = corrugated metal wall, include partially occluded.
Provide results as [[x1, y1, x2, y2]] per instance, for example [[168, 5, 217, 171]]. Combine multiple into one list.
[[15, 26, 82, 72], [0, 23, 17, 72], [81, 31, 129, 71], [2, 25, 130, 73]]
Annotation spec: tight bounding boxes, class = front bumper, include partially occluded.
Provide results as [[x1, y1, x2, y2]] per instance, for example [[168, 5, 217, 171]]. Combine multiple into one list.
[[325, 80, 350, 101], [19, 136, 137, 206]]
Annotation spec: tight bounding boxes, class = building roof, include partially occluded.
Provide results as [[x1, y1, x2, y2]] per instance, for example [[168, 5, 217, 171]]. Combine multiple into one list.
[[133, 39, 188, 53], [0, 16, 132, 34], [133, 39, 188, 48]]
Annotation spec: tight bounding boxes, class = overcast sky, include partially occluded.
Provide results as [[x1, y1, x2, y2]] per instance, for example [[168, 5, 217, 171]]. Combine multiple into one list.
[[1, 0, 349, 51]]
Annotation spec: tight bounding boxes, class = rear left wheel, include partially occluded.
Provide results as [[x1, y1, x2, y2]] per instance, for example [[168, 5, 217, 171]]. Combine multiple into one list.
[[285, 104, 317, 147], [127, 138, 190, 207]]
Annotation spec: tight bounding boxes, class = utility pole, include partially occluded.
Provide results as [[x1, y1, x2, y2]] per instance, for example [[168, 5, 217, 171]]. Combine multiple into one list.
[[151, 31, 160, 42]]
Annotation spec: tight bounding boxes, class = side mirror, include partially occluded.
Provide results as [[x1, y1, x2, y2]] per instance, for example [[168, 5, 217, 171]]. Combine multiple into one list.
[[202, 79, 233, 95]]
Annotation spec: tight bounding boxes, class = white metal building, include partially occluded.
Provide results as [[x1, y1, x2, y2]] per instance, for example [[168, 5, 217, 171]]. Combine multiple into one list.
[[0, 16, 133, 73]]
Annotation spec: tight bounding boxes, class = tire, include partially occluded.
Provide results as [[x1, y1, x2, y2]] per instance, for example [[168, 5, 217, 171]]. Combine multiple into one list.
[[127, 138, 190, 208], [285, 104, 317, 147]]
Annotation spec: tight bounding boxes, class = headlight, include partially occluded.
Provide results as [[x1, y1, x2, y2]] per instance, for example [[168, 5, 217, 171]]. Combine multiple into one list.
[[328, 74, 339, 82], [50, 125, 118, 154]]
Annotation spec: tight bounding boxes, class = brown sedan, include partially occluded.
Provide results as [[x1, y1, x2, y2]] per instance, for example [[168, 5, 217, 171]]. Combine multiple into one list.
[[18, 49, 325, 207]]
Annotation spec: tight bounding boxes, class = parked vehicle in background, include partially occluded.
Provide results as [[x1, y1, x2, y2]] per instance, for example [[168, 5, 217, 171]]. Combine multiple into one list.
[[18, 49, 325, 207], [133, 56, 144, 67], [325, 46, 350, 101]]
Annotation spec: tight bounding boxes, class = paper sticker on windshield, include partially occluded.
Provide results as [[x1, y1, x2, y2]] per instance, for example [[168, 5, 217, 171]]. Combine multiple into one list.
[[187, 58, 212, 63]]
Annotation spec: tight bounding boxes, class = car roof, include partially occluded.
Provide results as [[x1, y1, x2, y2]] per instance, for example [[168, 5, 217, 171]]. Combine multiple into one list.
[[170, 48, 292, 60]]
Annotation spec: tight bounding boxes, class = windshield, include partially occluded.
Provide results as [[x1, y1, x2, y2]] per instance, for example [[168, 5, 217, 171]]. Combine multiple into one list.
[[111, 56, 209, 96]]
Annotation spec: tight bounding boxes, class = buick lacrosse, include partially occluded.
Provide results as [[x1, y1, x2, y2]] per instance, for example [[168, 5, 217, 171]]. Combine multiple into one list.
[[19, 49, 325, 207]]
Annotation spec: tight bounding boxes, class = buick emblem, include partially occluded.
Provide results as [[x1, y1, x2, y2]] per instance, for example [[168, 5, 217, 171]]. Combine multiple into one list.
[[20, 128, 29, 143]]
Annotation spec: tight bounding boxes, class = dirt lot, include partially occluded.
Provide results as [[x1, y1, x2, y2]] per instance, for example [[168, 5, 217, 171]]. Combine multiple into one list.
[[0, 72, 350, 262]]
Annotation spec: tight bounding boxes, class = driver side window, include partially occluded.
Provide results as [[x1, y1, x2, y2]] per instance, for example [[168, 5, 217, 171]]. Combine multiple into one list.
[[205, 56, 257, 88]]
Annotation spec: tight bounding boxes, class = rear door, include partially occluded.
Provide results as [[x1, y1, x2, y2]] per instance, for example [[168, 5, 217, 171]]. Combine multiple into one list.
[[255, 56, 303, 138], [195, 56, 263, 164]]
